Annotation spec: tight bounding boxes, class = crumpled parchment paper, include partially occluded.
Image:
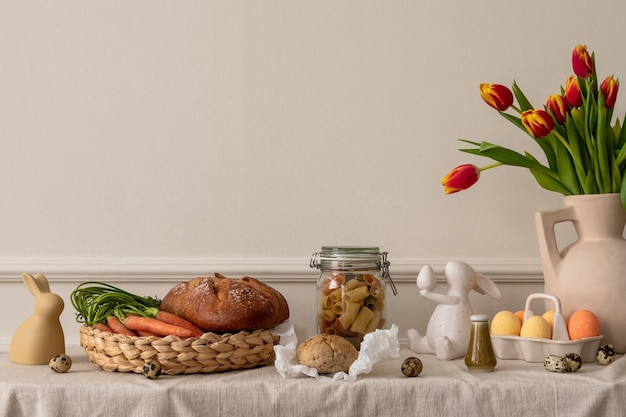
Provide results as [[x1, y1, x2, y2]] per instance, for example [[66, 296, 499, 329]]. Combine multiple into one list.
[[272, 322, 400, 382]]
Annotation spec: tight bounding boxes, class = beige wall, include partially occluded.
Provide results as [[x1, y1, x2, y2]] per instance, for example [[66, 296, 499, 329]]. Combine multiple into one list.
[[1, 1, 625, 349]]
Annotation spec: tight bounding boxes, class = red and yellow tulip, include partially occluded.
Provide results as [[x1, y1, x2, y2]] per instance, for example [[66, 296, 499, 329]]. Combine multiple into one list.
[[441, 164, 481, 194], [480, 83, 514, 111], [564, 75, 583, 107], [601, 76, 619, 109], [572, 45, 594, 79], [545, 94, 568, 124], [521, 109, 554, 138], [448, 45, 626, 206]]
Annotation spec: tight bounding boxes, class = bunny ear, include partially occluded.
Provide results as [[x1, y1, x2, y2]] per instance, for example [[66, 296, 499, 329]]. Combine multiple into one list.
[[475, 273, 503, 300], [34, 273, 51, 293], [22, 273, 40, 295], [21, 273, 51, 295]]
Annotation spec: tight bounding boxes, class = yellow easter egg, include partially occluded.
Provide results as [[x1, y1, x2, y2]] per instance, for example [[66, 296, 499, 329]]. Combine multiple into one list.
[[520, 316, 552, 339], [542, 310, 556, 328], [491, 311, 521, 336]]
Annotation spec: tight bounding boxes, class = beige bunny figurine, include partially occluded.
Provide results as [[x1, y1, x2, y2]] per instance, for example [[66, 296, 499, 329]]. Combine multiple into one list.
[[9, 273, 66, 365]]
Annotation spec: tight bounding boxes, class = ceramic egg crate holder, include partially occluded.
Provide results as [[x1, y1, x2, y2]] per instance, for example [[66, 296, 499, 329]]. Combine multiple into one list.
[[491, 293, 602, 362]]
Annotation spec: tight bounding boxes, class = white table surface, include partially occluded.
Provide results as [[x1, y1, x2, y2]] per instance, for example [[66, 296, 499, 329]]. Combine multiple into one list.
[[1, 346, 624, 417]]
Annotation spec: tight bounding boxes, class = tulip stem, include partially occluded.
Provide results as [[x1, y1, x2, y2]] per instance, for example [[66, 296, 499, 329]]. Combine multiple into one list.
[[551, 130, 585, 172], [551, 130, 572, 153], [479, 163, 503, 171]]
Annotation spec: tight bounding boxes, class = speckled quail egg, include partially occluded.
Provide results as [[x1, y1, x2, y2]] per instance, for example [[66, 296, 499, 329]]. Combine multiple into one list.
[[142, 360, 162, 379], [597, 344, 615, 365], [49, 354, 72, 373], [401, 357, 423, 377], [544, 355, 568, 373], [563, 353, 582, 372]]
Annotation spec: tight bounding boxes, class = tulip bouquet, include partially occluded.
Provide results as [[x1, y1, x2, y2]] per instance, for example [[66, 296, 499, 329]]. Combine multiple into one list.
[[443, 44, 626, 208]]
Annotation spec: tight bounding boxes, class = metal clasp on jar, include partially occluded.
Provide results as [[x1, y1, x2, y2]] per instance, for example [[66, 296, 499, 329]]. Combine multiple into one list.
[[309, 252, 321, 269], [381, 252, 397, 295]]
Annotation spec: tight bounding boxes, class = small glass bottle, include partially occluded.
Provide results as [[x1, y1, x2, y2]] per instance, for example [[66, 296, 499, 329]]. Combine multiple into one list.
[[310, 246, 397, 349], [465, 314, 497, 372]]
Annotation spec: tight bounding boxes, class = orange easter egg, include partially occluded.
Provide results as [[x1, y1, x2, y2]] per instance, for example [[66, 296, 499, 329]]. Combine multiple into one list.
[[567, 309, 600, 340], [514, 310, 524, 325]]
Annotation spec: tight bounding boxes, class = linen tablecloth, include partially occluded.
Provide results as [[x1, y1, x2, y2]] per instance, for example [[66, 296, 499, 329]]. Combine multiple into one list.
[[1, 346, 624, 417]]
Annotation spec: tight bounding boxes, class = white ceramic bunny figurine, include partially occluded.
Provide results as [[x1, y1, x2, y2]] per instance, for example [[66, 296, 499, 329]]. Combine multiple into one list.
[[9, 273, 66, 365], [407, 261, 502, 360]]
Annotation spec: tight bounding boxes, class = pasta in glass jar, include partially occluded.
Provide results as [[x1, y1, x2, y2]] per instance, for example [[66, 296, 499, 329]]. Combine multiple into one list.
[[310, 246, 396, 349]]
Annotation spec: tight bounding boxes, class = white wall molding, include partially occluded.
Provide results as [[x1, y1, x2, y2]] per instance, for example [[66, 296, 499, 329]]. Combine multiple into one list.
[[0, 257, 545, 283]]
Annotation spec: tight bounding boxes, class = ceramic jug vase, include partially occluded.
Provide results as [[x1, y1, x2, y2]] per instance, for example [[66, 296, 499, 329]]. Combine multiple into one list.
[[535, 193, 626, 353]]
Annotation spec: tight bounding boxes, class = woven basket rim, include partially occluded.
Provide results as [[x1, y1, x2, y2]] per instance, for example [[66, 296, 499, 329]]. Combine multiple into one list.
[[80, 324, 279, 375]]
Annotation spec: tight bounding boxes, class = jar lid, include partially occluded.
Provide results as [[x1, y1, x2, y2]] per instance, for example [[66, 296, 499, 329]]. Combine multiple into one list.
[[320, 246, 381, 259], [311, 246, 382, 269], [310, 246, 397, 295], [470, 314, 490, 322]]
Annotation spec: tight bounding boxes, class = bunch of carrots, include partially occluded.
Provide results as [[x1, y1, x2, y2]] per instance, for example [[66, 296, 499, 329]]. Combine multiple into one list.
[[70, 282, 203, 338]]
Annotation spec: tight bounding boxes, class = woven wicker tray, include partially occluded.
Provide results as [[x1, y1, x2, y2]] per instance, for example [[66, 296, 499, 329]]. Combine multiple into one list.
[[79, 325, 280, 375]]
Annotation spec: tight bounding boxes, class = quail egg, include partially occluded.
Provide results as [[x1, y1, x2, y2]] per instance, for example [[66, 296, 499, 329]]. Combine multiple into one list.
[[49, 354, 72, 373], [562, 353, 582, 372], [143, 360, 162, 379], [401, 357, 423, 377], [597, 344, 615, 365], [544, 355, 568, 373]]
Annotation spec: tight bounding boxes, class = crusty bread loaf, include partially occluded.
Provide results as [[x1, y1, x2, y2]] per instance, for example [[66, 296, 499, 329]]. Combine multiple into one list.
[[296, 333, 358, 374], [159, 274, 289, 333]]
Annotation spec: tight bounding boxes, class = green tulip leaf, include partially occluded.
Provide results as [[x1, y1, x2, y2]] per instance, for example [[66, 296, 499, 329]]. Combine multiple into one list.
[[570, 108, 587, 142], [458, 139, 481, 147], [529, 168, 572, 195], [499, 113, 524, 131], [596, 92, 610, 193], [459, 140, 557, 179], [565, 116, 590, 170], [612, 158, 621, 193], [615, 142, 626, 166], [583, 170, 598, 194], [535, 134, 558, 172], [617, 118, 626, 150], [563, 121, 589, 192], [511, 81, 534, 111], [555, 140, 580, 194]]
